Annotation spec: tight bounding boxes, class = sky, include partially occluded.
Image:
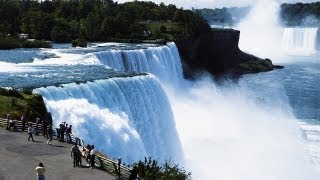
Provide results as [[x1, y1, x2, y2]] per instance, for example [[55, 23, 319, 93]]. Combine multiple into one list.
[[115, 0, 320, 9]]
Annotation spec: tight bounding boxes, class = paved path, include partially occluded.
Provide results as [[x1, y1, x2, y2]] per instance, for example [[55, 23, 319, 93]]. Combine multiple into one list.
[[0, 128, 115, 180]]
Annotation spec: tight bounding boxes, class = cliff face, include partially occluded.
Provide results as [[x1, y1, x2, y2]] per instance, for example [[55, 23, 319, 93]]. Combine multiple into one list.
[[176, 28, 282, 79]]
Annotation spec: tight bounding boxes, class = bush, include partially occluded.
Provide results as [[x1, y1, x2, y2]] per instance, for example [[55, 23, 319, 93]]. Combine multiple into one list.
[[0, 37, 21, 49], [0, 88, 24, 99], [160, 25, 167, 33], [131, 157, 191, 180], [0, 37, 51, 49], [71, 38, 87, 47], [21, 40, 52, 48]]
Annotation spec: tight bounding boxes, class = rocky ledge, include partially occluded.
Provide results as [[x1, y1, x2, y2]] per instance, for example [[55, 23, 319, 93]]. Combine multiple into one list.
[[230, 58, 284, 78]]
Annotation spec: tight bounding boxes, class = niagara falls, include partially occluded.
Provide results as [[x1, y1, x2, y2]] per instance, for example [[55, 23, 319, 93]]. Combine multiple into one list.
[[0, 0, 320, 179]]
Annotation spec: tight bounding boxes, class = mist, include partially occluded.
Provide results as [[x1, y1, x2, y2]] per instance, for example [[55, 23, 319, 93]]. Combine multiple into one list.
[[237, 0, 284, 59], [165, 75, 319, 179]]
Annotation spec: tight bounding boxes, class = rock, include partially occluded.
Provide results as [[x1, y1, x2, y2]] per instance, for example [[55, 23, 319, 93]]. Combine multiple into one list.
[[175, 28, 284, 79]]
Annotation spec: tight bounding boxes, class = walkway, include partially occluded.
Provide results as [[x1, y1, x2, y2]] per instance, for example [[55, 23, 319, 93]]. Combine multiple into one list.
[[0, 128, 115, 180]]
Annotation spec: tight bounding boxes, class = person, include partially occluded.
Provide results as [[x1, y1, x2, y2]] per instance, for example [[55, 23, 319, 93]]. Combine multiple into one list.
[[6, 114, 10, 130], [86, 144, 92, 166], [56, 127, 60, 140], [66, 125, 72, 143], [21, 114, 26, 132], [27, 124, 35, 142], [90, 145, 95, 169], [59, 122, 65, 142], [71, 143, 81, 167], [8, 118, 14, 132], [35, 162, 46, 180], [47, 125, 53, 145], [11, 120, 18, 132], [65, 123, 68, 141]]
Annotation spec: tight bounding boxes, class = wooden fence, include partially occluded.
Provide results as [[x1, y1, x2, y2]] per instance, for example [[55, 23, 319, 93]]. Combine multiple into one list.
[[0, 118, 131, 179]]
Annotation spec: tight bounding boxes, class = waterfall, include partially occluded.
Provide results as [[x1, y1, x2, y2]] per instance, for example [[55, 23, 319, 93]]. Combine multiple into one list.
[[282, 27, 319, 54], [94, 42, 184, 83], [34, 75, 182, 163]]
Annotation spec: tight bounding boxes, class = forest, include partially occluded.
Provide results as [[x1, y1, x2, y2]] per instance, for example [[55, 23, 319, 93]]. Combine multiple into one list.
[[0, 0, 210, 44], [280, 2, 320, 26], [195, 6, 250, 26]]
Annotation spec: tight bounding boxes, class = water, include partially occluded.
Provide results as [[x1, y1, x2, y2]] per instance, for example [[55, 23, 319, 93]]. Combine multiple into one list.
[[0, 39, 320, 179], [240, 54, 320, 171], [34, 75, 182, 163], [0, 43, 183, 164], [282, 28, 319, 54]]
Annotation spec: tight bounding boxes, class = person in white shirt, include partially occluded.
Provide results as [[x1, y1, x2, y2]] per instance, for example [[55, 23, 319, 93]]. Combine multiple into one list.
[[35, 162, 46, 180], [27, 124, 35, 142]]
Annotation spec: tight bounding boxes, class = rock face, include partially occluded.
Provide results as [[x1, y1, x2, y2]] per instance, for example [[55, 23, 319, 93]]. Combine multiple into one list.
[[176, 28, 283, 79]]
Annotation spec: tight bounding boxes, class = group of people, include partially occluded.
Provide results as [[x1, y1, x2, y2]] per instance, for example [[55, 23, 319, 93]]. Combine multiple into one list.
[[6, 114, 19, 132], [70, 143, 96, 168], [4, 115, 101, 179], [57, 122, 73, 143]]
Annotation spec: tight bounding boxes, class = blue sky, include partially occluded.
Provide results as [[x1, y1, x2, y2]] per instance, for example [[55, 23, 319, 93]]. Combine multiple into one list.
[[116, 0, 320, 9]]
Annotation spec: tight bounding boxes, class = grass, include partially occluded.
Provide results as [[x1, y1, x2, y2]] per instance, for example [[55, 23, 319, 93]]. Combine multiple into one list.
[[0, 88, 47, 121]]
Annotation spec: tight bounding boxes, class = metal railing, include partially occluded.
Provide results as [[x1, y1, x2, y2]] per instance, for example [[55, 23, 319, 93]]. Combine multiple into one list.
[[0, 117, 131, 179]]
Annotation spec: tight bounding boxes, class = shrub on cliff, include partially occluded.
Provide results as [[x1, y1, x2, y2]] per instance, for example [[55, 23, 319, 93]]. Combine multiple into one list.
[[0, 37, 21, 49], [21, 40, 52, 48], [0, 36, 51, 49], [0, 88, 48, 121], [131, 157, 191, 180], [71, 38, 87, 47]]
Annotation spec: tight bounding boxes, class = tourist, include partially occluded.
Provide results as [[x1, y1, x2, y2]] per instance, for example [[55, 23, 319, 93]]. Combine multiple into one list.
[[90, 145, 95, 168], [27, 124, 35, 142], [59, 122, 65, 142], [71, 143, 81, 167], [8, 118, 14, 132], [56, 126, 60, 140], [21, 114, 26, 132], [47, 125, 53, 145], [86, 144, 92, 166], [35, 162, 46, 180], [65, 123, 68, 141], [66, 125, 72, 143]]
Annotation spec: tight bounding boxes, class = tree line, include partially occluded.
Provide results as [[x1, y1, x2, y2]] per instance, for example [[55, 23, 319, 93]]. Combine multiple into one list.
[[0, 0, 210, 43], [280, 2, 320, 26], [195, 6, 250, 26]]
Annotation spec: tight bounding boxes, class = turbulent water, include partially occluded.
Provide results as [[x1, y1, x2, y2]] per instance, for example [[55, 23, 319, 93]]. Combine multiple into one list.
[[0, 32, 320, 179], [93, 42, 183, 84], [282, 27, 319, 54], [34, 75, 182, 163]]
